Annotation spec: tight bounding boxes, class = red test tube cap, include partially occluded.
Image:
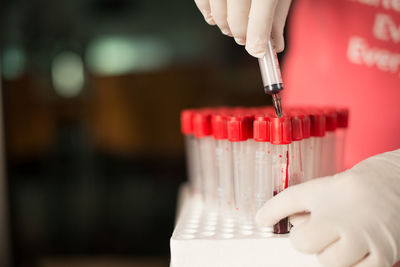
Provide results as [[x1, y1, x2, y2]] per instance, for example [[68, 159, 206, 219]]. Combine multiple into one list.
[[287, 110, 310, 140], [227, 115, 252, 142], [302, 115, 311, 139], [212, 114, 228, 140], [337, 108, 349, 128], [181, 109, 194, 135], [270, 117, 292, 145], [310, 111, 326, 137], [324, 109, 338, 132], [254, 115, 270, 142], [193, 111, 212, 138], [291, 116, 303, 141]]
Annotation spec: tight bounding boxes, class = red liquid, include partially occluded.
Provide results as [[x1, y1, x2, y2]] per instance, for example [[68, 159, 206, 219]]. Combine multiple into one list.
[[273, 191, 290, 234], [273, 217, 289, 234]]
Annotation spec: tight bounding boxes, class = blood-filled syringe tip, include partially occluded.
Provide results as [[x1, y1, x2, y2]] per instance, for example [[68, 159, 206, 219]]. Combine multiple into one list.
[[272, 93, 283, 118]]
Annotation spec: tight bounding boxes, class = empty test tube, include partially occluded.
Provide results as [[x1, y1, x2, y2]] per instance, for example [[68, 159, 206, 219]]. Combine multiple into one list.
[[289, 116, 304, 185], [336, 108, 349, 172], [181, 110, 202, 195], [253, 115, 273, 212], [211, 113, 234, 219], [193, 110, 217, 209], [228, 115, 255, 229], [291, 112, 312, 181], [322, 109, 338, 176], [270, 117, 292, 234], [309, 111, 326, 178]]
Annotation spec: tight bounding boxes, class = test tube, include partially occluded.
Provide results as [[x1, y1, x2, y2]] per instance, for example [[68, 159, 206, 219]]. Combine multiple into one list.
[[309, 110, 326, 178], [321, 109, 338, 176], [181, 110, 202, 195], [289, 116, 304, 185], [211, 113, 234, 219], [228, 115, 255, 229], [295, 113, 312, 181], [193, 110, 217, 209], [270, 117, 292, 234], [253, 115, 273, 212], [336, 108, 349, 172]]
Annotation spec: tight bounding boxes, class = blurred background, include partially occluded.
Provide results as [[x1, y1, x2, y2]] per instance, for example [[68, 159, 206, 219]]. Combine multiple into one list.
[[0, 0, 286, 266]]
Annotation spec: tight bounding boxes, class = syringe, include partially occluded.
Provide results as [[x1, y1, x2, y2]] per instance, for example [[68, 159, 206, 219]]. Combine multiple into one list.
[[258, 40, 284, 118]]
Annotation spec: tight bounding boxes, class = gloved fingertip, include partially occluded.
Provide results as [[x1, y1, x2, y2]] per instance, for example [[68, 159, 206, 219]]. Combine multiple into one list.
[[221, 28, 233, 37], [271, 35, 285, 53], [275, 42, 285, 53], [234, 37, 246, 46], [204, 14, 216, 25], [245, 44, 266, 58]]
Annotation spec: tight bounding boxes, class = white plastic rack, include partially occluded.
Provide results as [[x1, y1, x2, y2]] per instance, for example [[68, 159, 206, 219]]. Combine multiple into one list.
[[170, 185, 321, 267]]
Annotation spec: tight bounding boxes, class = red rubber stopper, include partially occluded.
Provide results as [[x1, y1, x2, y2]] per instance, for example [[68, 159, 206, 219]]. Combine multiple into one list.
[[227, 115, 253, 142], [337, 108, 349, 128], [254, 115, 270, 142], [291, 116, 303, 141], [181, 109, 194, 135], [193, 111, 212, 138], [310, 111, 326, 137], [324, 109, 338, 132], [302, 115, 311, 139], [212, 114, 228, 140], [270, 117, 292, 145]]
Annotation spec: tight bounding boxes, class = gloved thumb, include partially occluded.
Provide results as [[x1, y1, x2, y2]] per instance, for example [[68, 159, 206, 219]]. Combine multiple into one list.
[[255, 182, 311, 227]]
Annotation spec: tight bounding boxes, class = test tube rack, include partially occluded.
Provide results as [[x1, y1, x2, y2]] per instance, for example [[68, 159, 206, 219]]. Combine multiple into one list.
[[172, 106, 349, 266], [170, 185, 321, 267]]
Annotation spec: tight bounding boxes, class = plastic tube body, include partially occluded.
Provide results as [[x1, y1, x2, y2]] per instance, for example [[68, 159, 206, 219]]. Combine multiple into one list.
[[289, 141, 304, 185], [322, 131, 337, 176], [198, 136, 217, 209], [271, 144, 290, 234], [184, 134, 202, 195], [232, 140, 255, 228], [310, 137, 323, 178], [215, 139, 234, 219], [336, 128, 347, 172], [254, 141, 273, 211], [301, 138, 313, 181]]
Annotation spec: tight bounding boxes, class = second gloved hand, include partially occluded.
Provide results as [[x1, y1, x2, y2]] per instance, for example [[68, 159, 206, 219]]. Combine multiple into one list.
[[193, 0, 292, 57], [256, 149, 400, 267]]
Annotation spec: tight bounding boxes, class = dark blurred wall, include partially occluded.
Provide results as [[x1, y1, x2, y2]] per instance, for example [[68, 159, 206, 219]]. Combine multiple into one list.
[[0, 0, 272, 266]]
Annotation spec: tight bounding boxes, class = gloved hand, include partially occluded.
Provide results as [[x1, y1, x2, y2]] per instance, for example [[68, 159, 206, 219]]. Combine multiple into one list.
[[256, 149, 400, 267], [193, 0, 292, 57]]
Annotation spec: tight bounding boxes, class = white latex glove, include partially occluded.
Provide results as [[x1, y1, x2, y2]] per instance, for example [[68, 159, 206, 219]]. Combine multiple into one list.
[[256, 149, 400, 267], [193, 0, 292, 57]]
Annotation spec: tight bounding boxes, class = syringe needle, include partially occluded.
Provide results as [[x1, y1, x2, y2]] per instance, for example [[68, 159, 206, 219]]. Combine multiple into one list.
[[272, 93, 283, 118]]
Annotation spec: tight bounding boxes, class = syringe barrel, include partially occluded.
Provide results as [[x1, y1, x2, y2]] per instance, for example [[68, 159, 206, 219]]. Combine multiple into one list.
[[258, 40, 283, 95]]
